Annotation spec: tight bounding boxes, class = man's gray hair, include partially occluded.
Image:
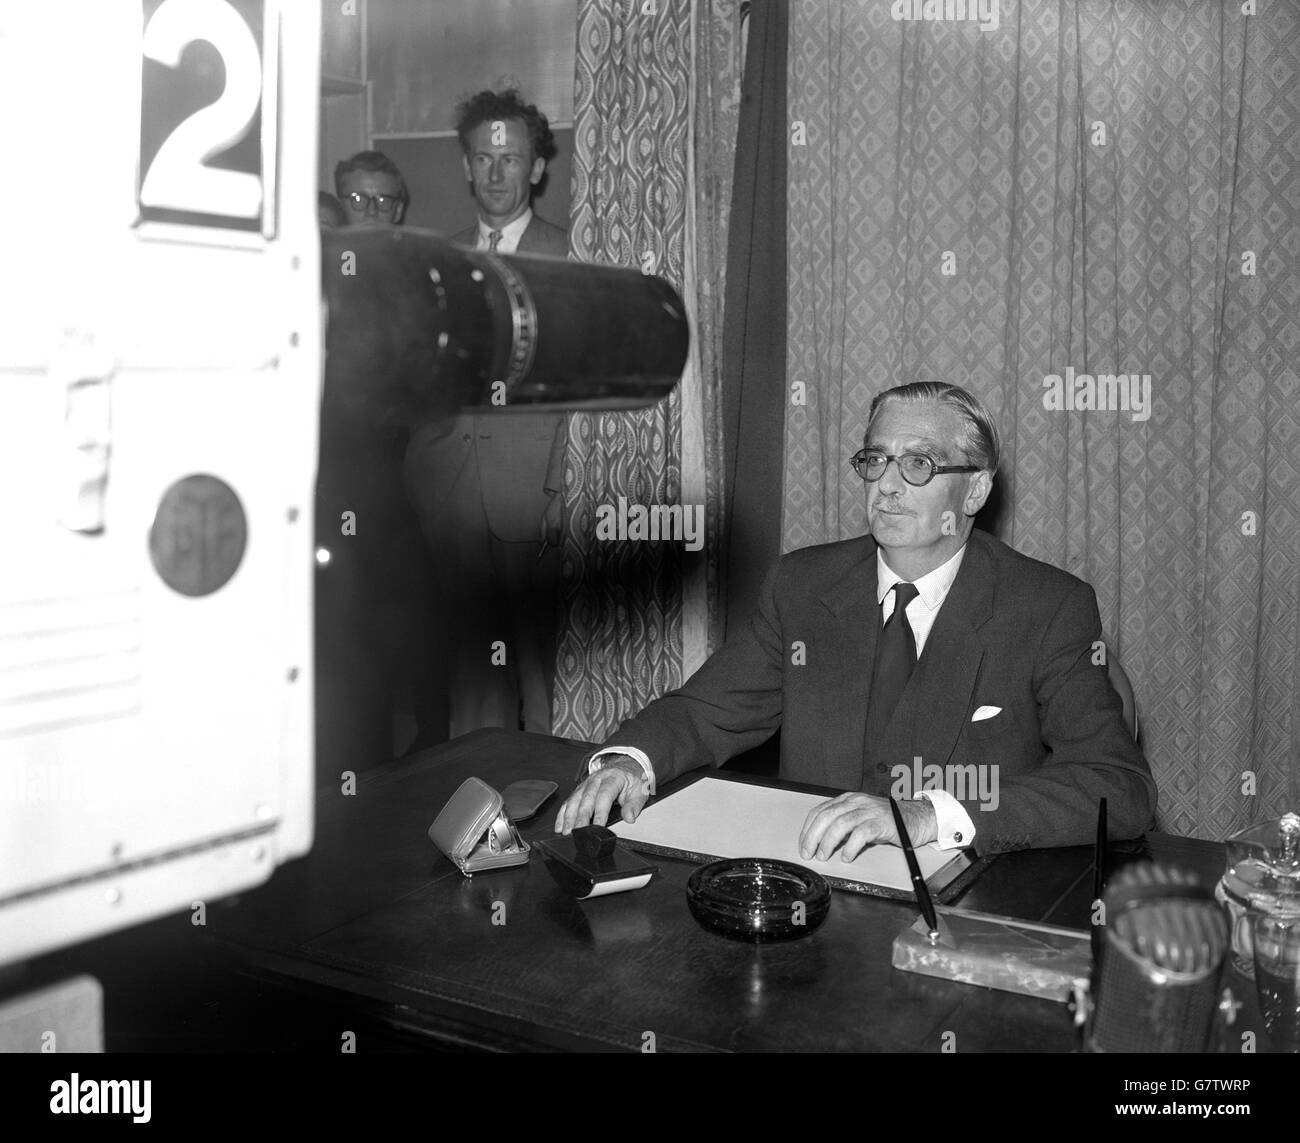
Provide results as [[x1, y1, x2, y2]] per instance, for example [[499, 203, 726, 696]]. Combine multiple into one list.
[[866, 382, 1000, 473]]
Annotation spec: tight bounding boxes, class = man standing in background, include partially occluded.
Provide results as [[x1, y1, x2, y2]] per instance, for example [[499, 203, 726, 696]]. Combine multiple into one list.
[[318, 150, 446, 773], [448, 88, 568, 256], [333, 149, 410, 228], [404, 89, 568, 736]]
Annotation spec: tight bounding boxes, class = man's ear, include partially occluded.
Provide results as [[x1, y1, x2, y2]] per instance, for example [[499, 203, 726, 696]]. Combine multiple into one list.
[[964, 470, 993, 516], [462, 154, 472, 183], [393, 200, 406, 225], [530, 156, 546, 186]]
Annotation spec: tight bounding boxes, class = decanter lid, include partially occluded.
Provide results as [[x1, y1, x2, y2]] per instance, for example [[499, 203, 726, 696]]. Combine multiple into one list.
[[1224, 812, 1300, 912]]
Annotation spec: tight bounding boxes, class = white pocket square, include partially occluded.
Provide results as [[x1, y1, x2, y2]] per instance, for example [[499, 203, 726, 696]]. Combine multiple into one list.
[[971, 705, 1002, 722]]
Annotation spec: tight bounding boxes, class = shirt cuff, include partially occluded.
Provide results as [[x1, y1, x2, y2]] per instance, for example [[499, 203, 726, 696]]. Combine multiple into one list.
[[917, 789, 975, 850], [588, 747, 656, 797]]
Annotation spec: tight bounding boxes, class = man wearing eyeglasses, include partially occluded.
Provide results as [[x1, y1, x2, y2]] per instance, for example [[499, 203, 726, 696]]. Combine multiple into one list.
[[334, 150, 409, 229], [555, 382, 1157, 855], [317, 149, 446, 772]]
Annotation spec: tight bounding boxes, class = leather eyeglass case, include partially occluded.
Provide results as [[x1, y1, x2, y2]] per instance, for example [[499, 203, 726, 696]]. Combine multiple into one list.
[[501, 779, 558, 822], [429, 777, 530, 876]]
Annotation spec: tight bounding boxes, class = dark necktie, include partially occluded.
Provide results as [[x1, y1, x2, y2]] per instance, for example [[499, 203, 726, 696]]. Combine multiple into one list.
[[488, 229, 503, 252], [869, 582, 920, 731]]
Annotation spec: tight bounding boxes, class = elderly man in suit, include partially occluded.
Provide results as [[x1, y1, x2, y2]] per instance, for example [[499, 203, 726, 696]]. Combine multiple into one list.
[[404, 89, 568, 736], [555, 382, 1157, 854]]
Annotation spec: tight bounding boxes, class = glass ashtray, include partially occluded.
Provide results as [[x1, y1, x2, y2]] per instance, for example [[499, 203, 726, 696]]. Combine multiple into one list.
[[686, 858, 831, 942]]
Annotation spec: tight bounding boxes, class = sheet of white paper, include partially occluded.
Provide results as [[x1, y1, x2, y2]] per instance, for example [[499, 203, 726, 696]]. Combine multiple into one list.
[[611, 776, 952, 891]]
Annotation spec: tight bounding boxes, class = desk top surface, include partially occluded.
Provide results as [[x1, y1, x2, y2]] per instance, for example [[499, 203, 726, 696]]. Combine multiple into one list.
[[205, 729, 1239, 1052]]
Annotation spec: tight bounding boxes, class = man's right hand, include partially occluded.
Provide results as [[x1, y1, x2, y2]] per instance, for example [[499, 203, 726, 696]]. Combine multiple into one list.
[[553, 755, 649, 834]]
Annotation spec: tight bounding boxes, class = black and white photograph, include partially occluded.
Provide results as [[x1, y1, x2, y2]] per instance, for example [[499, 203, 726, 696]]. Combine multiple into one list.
[[0, 0, 1297, 1122]]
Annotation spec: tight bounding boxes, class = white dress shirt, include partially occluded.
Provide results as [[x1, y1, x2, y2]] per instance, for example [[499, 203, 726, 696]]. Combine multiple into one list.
[[874, 546, 976, 849], [591, 542, 978, 849], [474, 208, 533, 254]]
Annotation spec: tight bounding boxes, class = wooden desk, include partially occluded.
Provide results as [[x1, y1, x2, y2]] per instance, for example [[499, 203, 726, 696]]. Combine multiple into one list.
[[200, 729, 1255, 1052]]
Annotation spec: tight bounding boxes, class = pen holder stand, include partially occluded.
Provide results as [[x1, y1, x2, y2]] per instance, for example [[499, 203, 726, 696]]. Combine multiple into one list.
[[891, 907, 1092, 1002]]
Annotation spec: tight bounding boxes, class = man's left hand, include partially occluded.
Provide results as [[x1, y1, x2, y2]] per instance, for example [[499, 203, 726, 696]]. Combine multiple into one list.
[[798, 793, 938, 861]]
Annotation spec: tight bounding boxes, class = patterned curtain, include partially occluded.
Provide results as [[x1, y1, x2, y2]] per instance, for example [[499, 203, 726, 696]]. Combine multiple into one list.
[[786, 0, 1299, 839], [553, 0, 745, 741], [689, 0, 747, 659]]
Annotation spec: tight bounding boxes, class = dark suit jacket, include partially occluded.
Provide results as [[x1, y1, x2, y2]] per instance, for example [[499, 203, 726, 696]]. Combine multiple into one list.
[[605, 529, 1158, 852], [449, 211, 569, 257]]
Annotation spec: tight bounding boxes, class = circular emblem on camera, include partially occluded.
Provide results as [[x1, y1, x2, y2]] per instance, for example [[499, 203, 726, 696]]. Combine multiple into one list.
[[149, 474, 248, 596]]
